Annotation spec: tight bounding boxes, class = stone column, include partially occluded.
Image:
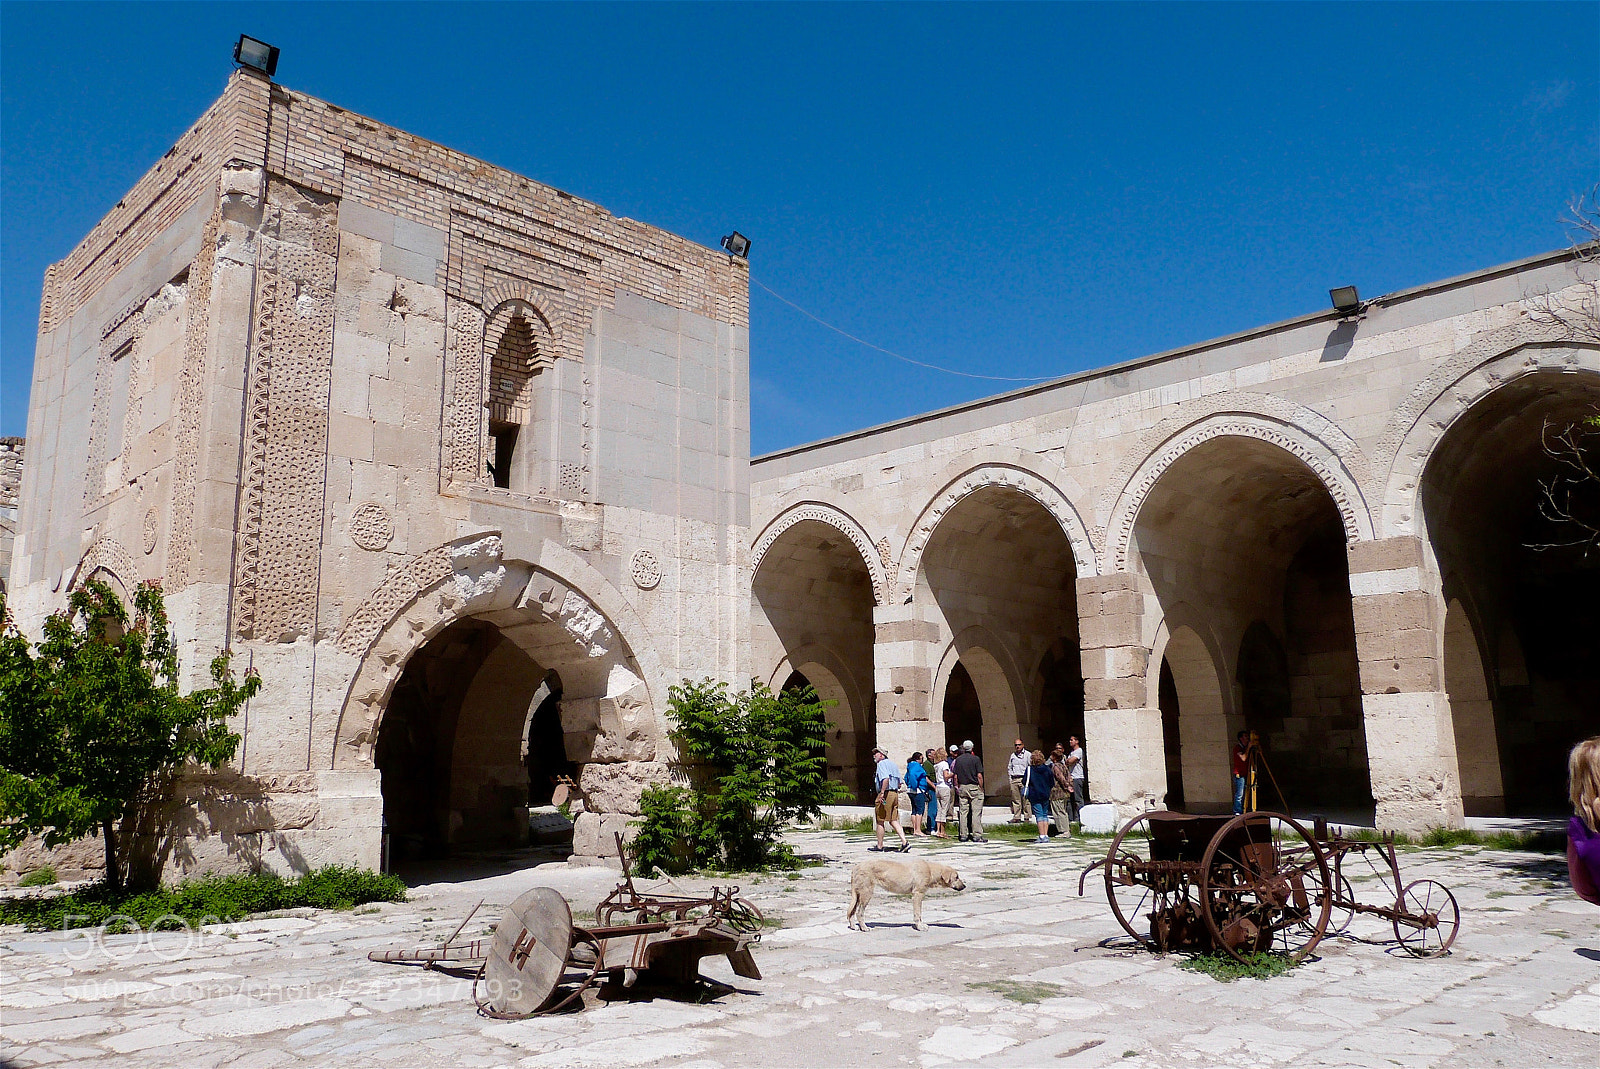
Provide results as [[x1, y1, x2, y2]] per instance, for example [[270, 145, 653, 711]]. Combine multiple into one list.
[[872, 602, 942, 761], [1347, 537, 1465, 833], [1077, 573, 1166, 820]]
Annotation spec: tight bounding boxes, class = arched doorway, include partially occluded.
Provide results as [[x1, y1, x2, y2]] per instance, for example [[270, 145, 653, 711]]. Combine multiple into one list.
[[337, 542, 663, 868], [919, 484, 1084, 796], [1420, 370, 1600, 814], [377, 620, 549, 859], [752, 514, 877, 801], [1131, 435, 1372, 818]]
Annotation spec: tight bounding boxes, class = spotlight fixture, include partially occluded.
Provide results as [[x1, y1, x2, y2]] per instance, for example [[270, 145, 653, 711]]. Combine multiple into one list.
[[234, 35, 280, 77], [720, 231, 751, 259], [1329, 285, 1361, 315]]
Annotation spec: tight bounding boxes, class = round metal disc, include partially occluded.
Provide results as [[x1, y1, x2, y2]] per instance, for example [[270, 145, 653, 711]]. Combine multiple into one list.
[[551, 782, 570, 807], [484, 887, 573, 1016]]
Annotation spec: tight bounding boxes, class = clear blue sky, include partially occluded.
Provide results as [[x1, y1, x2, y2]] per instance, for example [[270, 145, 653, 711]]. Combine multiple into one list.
[[3, 2, 1596, 452]]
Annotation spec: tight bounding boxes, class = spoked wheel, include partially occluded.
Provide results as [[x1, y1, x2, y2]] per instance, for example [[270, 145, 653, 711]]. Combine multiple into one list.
[[1199, 812, 1331, 964], [1104, 812, 1180, 951], [1393, 880, 1460, 957]]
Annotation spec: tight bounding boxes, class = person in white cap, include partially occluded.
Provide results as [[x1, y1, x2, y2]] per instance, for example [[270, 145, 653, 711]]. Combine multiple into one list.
[[872, 746, 908, 851], [952, 740, 986, 843]]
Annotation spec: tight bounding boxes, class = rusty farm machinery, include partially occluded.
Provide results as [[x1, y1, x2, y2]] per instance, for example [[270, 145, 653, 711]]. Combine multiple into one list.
[[369, 836, 763, 1017], [1080, 810, 1460, 964]]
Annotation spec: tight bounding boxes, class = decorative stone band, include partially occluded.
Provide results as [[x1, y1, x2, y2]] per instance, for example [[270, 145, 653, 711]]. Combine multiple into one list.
[[1105, 413, 1373, 571], [1376, 331, 1600, 537], [67, 537, 143, 596], [333, 533, 659, 775], [750, 502, 890, 606], [894, 464, 1096, 604]]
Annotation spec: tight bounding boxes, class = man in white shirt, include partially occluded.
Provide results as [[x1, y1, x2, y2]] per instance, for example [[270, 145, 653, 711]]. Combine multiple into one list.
[[872, 746, 909, 852], [1007, 739, 1030, 822]]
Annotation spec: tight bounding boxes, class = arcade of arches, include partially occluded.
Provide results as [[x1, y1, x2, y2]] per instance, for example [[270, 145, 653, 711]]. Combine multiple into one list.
[[751, 368, 1600, 831]]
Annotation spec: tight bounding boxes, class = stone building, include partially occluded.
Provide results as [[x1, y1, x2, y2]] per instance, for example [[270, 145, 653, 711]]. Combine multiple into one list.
[[10, 68, 1599, 884], [7, 69, 749, 878], [751, 250, 1600, 832]]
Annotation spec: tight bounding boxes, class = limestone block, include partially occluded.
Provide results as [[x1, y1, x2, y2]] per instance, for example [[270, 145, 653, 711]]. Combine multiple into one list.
[[578, 761, 670, 815], [1079, 803, 1119, 835], [1357, 656, 1440, 694], [1084, 677, 1147, 711], [571, 811, 637, 858], [876, 720, 936, 764], [1346, 536, 1425, 575], [1083, 705, 1166, 819], [1361, 690, 1464, 833]]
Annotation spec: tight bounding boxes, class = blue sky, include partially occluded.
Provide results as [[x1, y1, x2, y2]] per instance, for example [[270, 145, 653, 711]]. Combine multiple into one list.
[[2, 2, 1596, 452]]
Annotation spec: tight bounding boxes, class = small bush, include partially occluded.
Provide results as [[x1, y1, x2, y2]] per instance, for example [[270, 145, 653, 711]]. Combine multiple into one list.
[[17, 865, 56, 887], [1176, 951, 1300, 982], [0, 866, 406, 932], [632, 679, 846, 876]]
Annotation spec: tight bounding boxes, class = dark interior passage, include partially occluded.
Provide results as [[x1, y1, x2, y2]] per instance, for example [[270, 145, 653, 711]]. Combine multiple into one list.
[[375, 619, 548, 862], [942, 661, 983, 753], [1422, 371, 1600, 814]]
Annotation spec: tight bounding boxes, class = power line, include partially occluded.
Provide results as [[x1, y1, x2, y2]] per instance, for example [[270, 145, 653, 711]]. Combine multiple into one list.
[[751, 277, 1055, 384]]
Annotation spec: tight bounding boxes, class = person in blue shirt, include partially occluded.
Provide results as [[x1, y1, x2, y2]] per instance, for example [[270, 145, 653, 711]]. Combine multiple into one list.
[[1024, 750, 1054, 843], [904, 752, 933, 838], [873, 747, 909, 851]]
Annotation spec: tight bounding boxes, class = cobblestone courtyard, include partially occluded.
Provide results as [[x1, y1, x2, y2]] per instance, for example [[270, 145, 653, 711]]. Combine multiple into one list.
[[3, 821, 1597, 1068]]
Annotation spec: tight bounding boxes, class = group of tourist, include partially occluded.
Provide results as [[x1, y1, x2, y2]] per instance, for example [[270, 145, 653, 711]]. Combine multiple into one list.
[[870, 736, 1086, 850]]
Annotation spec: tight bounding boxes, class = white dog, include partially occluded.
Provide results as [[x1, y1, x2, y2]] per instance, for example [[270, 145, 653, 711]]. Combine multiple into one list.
[[846, 857, 966, 931]]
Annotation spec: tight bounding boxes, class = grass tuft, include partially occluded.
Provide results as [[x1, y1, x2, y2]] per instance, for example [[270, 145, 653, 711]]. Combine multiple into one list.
[[0, 865, 406, 932], [1176, 951, 1301, 982], [17, 866, 57, 888], [968, 978, 1065, 1003]]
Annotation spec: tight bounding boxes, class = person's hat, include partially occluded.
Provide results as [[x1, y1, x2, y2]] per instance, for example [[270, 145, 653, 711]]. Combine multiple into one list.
[[872, 746, 887, 756], [962, 740, 974, 751]]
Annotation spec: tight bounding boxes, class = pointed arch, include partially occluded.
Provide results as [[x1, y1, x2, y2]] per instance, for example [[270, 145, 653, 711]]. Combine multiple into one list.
[[896, 460, 1095, 603], [1106, 412, 1374, 570]]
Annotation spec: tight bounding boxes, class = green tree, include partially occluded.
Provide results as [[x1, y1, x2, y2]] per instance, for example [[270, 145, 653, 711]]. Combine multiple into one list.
[[0, 580, 259, 891], [631, 678, 846, 875]]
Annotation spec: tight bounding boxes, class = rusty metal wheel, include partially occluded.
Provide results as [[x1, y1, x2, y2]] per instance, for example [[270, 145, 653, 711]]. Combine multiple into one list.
[[1198, 812, 1331, 964], [1103, 812, 1174, 950], [1393, 879, 1459, 957]]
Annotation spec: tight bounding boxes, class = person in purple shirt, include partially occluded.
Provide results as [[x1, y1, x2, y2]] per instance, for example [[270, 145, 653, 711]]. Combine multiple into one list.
[[1568, 736, 1600, 906]]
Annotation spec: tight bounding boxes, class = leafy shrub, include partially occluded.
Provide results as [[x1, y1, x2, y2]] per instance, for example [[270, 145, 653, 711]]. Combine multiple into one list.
[[17, 865, 56, 887], [1176, 951, 1300, 982], [632, 679, 847, 876], [0, 866, 406, 932]]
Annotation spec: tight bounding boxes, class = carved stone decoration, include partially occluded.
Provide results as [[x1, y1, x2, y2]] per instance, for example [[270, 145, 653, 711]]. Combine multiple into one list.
[[1104, 414, 1374, 571], [893, 465, 1095, 603], [67, 538, 142, 594], [875, 536, 897, 588], [165, 206, 222, 594], [349, 502, 394, 551], [230, 178, 340, 642], [630, 549, 661, 590], [751, 502, 889, 606], [1373, 325, 1589, 535], [142, 508, 159, 555]]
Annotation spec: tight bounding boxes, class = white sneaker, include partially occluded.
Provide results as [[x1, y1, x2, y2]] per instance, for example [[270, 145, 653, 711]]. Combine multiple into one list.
[[1035, 836, 1049, 843]]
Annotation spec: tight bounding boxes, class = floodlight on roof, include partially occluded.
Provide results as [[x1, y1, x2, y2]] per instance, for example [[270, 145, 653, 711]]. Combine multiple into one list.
[[1329, 285, 1361, 314], [234, 35, 280, 77], [720, 231, 751, 259]]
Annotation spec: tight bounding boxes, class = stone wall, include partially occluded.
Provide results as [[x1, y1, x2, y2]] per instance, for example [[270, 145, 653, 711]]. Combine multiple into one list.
[[0, 437, 21, 599], [9, 70, 750, 882], [751, 249, 1600, 833]]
